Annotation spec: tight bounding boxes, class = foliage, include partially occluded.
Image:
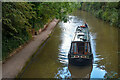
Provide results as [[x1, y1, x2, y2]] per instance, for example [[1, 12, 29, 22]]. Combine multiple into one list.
[[31, 2, 77, 31], [79, 2, 119, 27], [2, 2, 77, 60], [2, 2, 35, 60]]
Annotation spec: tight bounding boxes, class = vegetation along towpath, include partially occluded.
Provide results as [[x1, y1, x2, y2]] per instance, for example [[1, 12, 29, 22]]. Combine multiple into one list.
[[2, 19, 59, 78]]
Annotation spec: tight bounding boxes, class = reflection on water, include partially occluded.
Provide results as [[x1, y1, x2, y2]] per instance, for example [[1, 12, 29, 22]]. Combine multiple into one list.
[[55, 66, 71, 78], [68, 64, 93, 78], [20, 10, 119, 78], [58, 18, 78, 64]]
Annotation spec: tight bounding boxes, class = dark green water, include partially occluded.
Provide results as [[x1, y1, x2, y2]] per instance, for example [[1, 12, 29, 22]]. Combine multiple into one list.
[[20, 10, 119, 78]]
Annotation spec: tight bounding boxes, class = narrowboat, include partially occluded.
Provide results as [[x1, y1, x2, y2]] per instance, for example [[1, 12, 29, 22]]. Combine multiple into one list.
[[68, 25, 93, 65]]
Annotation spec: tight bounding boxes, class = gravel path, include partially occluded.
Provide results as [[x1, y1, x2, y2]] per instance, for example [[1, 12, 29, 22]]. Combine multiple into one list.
[[2, 19, 59, 78]]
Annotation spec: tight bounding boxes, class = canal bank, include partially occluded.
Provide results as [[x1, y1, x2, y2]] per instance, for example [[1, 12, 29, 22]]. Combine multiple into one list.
[[2, 19, 59, 78]]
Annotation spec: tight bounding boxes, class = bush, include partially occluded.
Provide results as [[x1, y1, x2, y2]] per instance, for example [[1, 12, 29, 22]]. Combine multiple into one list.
[[2, 31, 32, 60], [95, 9, 103, 19], [80, 2, 119, 27]]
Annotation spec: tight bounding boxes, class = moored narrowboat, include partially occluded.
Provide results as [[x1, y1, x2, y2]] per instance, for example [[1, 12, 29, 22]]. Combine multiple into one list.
[[68, 25, 93, 65]]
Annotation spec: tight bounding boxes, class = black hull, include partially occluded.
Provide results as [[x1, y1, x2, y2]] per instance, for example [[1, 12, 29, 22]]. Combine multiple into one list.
[[68, 54, 93, 66]]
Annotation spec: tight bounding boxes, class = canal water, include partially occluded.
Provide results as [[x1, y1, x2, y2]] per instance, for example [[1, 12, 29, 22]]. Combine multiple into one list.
[[20, 10, 119, 78]]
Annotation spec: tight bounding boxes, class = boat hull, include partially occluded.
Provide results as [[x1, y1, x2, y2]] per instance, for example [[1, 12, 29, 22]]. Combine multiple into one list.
[[68, 54, 93, 66]]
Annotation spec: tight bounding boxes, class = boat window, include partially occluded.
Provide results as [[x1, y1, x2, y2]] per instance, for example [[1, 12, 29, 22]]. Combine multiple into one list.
[[88, 43, 90, 53], [85, 43, 88, 54], [71, 43, 77, 54], [71, 43, 74, 53], [77, 42, 84, 54], [73, 43, 77, 54]]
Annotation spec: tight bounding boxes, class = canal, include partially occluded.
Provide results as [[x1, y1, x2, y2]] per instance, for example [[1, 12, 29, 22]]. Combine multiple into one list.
[[20, 10, 119, 78]]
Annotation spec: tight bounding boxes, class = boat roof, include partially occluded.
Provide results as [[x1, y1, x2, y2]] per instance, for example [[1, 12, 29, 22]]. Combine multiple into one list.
[[73, 26, 90, 42]]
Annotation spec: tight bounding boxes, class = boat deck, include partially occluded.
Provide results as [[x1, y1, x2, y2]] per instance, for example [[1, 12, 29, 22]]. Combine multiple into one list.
[[73, 26, 90, 42]]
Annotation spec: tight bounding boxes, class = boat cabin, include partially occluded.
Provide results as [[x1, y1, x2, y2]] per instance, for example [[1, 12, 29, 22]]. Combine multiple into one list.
[[70, 41, 91, 55]]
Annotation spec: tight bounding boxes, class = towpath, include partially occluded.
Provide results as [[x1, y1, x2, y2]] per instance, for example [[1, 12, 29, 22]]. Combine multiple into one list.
[[2, 19, 59, 78]]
